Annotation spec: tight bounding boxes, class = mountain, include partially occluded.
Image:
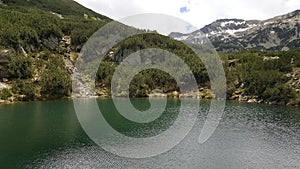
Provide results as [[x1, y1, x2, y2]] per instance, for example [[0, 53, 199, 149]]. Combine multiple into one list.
[[169, 10, 300, 52], [1, 0, 110, 21], [0, 1, 299, 106]]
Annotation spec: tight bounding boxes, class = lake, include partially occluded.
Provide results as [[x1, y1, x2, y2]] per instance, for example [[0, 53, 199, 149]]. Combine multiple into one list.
[[0, 99, 300, 169]]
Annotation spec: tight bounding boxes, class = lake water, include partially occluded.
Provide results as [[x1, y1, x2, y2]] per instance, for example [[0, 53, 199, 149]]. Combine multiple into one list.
[[0, 99, 300, 169]]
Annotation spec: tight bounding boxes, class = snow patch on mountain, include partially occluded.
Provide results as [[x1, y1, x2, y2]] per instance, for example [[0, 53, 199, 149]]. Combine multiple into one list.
[[169, 10, 300, 52]]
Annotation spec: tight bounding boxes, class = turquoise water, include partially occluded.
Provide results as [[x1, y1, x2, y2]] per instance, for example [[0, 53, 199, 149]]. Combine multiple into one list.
[[0, 99, 300, 169]]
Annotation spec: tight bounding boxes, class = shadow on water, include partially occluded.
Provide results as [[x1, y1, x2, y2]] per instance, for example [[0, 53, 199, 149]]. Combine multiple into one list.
[[98, 98, 181, 138]]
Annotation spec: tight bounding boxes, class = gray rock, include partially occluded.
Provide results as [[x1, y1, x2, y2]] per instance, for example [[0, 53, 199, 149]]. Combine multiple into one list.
[[42, 37, 59, 50], [2, 78, 8, 82], [277, 101, 286, 106]]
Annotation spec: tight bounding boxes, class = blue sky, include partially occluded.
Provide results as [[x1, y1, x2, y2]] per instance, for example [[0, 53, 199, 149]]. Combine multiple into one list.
[[74, 0, 300, 34], [180, 6, 190, 13]]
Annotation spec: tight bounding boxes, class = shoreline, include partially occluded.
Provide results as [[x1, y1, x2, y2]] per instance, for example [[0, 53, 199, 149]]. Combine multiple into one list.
[[1, 95, 299, 108]]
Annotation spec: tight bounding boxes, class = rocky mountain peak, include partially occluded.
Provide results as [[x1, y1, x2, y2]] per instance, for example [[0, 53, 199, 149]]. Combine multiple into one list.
[[169, 10, 300, 52]]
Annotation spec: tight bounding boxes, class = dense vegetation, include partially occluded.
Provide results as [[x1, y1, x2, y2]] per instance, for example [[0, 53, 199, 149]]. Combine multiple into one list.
[[0, 2, 105, 100], [222, 50, 300, 105], [2, 0, 110, 20], [0, 5, 106, 50], [0, 1, 299, 106], [96, 40, 300, 105], [96, 33, 209, 97]]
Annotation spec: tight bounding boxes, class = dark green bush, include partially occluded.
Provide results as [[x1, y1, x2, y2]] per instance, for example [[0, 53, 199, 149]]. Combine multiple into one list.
[[8, 55, 34, 79], [262, 85, 295, 102], [12, 79, 36, 101], [40, 68, 71, 98], [244, 70, 283, 96], [0, 88, 12, 100]]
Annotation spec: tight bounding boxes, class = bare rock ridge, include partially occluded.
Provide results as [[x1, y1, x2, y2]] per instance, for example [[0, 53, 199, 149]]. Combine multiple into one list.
[[169, 10, 300, 52]]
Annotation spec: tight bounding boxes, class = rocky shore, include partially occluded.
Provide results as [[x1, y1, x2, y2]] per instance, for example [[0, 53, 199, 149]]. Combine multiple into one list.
[[0, 86, 299, 107]]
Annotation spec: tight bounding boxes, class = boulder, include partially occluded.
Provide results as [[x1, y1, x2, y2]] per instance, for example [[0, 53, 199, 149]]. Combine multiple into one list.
[[234, 89, 244, 95], [148, 89, 167, 98], [277, 101, 286, 106], [247, 98, 258, 103], [0, 82, 8, 89], [171, 91, 179, 98], [42, 37, 59, 50], [268, 101, 278, 105]]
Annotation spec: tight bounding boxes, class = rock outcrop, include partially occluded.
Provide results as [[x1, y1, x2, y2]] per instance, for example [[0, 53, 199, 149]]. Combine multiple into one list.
[[169, 10, 300, 52]]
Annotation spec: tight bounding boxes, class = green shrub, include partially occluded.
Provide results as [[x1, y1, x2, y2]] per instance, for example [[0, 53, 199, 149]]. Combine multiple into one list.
[[262, 85, 295, 102], [8, 55, 34, 79], [40, 68, 71, 98], [0, 88, 12, 100], [245, 70, 284, 95], [12, 79, 36, 101]]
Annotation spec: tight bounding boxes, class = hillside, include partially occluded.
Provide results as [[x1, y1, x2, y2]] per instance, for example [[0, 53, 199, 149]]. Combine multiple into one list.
[[1, 0, 111, 20], [169, 10, 300, 52], [0, 3, 107, 49], [0, 2, 299, 106], [0, 0, 110, 101]]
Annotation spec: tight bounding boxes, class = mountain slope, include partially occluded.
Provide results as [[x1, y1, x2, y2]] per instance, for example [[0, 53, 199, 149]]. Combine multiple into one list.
[[1, 0, 110, 20], [169, 10, 300, 52], [0, 2, 299, 106], [0, 0, 114, 101]]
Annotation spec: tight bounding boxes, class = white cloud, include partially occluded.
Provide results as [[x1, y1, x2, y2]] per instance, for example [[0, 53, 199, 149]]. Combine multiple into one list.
[[74, 0, 300, 34], [118, 13, 198, 35]]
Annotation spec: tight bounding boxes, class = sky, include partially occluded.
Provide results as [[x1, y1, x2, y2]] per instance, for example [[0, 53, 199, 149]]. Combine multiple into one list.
[[74, 0, 300, 34]]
